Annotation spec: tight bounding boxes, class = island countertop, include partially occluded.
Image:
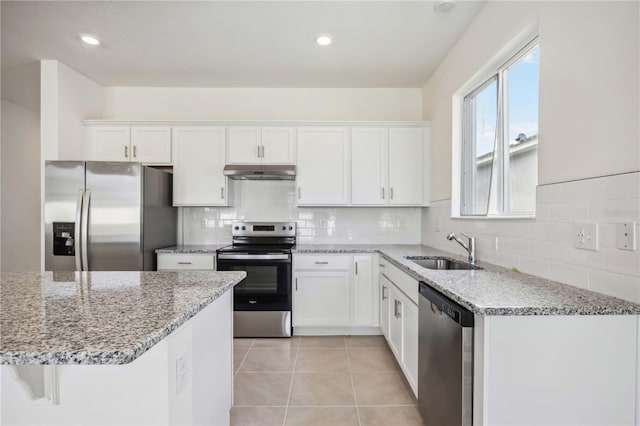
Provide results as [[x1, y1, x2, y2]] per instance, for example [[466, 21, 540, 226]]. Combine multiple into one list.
[[0, 270, 246, 365]]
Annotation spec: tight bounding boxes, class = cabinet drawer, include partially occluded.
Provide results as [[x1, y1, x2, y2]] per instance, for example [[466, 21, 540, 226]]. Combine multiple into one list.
[[157, 254, 215, 271], [294, 254, 350, 271], [379, 257, 419, 304]]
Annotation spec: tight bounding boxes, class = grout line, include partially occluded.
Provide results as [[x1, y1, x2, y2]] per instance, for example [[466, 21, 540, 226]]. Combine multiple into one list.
[[232, 404, 417, 408], [344, 337, 362, 426], [282, 339, 300, 426], [233, 345, 253, 378]]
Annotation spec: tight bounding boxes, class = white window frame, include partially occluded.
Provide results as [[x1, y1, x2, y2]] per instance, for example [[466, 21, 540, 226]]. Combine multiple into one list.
[[454, 35, 539, 219]]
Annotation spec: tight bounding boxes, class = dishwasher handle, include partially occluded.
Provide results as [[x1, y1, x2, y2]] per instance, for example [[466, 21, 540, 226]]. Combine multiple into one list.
[[419, 281, 474, 327]]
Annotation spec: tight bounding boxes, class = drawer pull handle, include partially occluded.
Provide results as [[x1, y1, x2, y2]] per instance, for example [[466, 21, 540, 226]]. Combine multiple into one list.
[[315, 261, 329, 265], [177, 262, 192, 265], [379, 264, 386, 268]]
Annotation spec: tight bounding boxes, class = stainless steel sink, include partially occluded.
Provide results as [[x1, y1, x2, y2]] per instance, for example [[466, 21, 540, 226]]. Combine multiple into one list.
[[406, 256, 482, 270]]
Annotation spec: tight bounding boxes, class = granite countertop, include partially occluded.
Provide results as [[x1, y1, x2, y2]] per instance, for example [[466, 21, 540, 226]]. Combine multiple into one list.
[[156, 244, 228, 253], [294, 244, 640, 316], [0, 270, 246, 365]]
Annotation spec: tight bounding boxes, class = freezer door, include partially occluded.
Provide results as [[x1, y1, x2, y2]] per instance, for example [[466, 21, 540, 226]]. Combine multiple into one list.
[[44, 161, 85, 271], [85, 162, 143, 270]]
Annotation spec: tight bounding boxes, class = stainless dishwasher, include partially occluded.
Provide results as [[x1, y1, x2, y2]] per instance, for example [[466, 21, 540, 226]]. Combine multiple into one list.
[[418, 281, 474, 426]]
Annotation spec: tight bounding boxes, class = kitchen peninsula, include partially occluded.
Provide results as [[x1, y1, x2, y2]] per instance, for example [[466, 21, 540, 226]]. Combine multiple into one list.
[[0, 270, 245, 426]]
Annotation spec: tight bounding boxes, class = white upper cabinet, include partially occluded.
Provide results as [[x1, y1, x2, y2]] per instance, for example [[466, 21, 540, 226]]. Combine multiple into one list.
[[87, 126, 131, 162], [87, 125, 171, 164], [351, 126, 424, 206], [261, 127, 295, 164], [296, 127, 350, 205], [226, 127, 261, 164], [351, 127, 387, 205], [388, 127, 423, 205], [227, 126, 295, 165], [130, 126, 172, 164], [172, 126, 228, 206]]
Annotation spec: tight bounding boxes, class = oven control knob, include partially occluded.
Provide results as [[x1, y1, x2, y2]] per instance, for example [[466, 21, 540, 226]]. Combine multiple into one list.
[[289, 226, 293, 230], [282, 226, 286, 231], [241, 226, 246, 230], [234, 226, 239, 230]]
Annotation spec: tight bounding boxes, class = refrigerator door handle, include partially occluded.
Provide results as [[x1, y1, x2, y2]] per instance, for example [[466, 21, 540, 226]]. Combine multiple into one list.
[[81, 189, 91, 271], [74, 189, 84, 271]]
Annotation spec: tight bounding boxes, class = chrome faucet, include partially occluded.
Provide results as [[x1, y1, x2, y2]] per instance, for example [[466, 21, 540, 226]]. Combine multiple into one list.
[[447, 232, 476, 265]]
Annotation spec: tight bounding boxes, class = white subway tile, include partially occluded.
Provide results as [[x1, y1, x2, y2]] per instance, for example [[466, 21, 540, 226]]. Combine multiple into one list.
[[536, 184, 564, 204], [603, 249, 640, 277], [548, 262, 589, 290], [518, 256, 550, 279], [589, 199, 640, 223], [589, 269, 640, 304], [605, 172, 640, 200], [496, 237, 530, 256], [494, 251, 520, 270], [561, 178, 607, 202], [546, 202, 590, 223]]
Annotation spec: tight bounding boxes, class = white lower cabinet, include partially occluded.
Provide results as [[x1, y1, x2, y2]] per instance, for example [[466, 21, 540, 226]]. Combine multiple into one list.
[[293, 254, 378, 332], [156, 253, 216, 271], [379, 258, 419, 396], [293, 271, 351, 327]]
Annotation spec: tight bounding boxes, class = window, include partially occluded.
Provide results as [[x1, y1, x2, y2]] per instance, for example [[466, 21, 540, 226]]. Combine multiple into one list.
[[461, 39, 539, 216]]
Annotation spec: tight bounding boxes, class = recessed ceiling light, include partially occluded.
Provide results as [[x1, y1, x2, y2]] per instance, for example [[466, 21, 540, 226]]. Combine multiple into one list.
[[80, 34, 100, 46], [316, 35, 332, 46], [434, 1, 456, 15]]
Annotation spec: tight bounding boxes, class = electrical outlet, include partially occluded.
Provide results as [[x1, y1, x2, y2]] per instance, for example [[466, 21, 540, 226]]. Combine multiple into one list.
[[320, 219, 327, 229], [176, 354, 189, 393], [573, 222, 599, 251], [201, 218, 208, 229], [617, 222, 637, 251], [435, 219, 442, 233]]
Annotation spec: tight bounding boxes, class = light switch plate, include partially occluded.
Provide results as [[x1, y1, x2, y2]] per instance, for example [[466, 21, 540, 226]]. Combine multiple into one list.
[[617, 222, 637, 251], [573, 222, 599, 251], [176, 353, 189, 393]]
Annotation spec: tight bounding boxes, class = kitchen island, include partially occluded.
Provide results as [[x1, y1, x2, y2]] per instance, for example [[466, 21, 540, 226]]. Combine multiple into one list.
[[0, 270, 246, 426]]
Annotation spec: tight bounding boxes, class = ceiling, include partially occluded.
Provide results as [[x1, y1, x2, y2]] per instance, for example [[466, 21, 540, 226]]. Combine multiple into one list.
[[1, 1, 485, 111]]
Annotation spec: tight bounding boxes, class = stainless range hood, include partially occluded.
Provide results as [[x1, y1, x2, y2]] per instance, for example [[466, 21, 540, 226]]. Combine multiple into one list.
[[223, 164, 296, 180]]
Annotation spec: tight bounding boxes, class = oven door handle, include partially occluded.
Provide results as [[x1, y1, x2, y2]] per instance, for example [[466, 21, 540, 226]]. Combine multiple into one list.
[[218, 253, 290, 260]]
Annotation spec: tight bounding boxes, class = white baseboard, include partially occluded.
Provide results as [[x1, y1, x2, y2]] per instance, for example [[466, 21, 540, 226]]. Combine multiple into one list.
[[293, 326, 382, 336]]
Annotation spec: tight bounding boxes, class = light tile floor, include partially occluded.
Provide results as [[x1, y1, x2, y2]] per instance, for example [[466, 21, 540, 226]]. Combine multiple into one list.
[[231, 336, 423, 426]]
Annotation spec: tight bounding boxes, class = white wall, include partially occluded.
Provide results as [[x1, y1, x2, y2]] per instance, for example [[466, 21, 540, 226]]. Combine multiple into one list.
[[421, 1, 640, 302], [1, 100, 41, 271], [41, 60, 103, 161], [102, 87, 422, 121], [182, 180, 422, 245]]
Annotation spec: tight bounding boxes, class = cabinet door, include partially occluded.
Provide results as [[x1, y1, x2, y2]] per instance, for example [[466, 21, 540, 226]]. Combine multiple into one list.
[[131, 126, 172, 164], [380, 275, 392, 340], [293, 271, 350, 327], [296, 127, 350, 205], [172, 126, 227, 206], [227, 127, 261, 164], [353, 255, 378, 326], [402, 298, 419, 395], [87, 126, 130, 161], [388, 128, 423, 205], [388, 285, 403, 359], [351, 127, 387, 205], [261, 127, 295, 164]]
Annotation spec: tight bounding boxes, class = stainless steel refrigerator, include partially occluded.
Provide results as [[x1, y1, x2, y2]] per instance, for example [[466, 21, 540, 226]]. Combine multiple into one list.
[[45, 161, 177, 271]]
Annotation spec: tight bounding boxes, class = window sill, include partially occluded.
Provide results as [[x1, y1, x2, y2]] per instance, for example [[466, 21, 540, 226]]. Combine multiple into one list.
[[450, 215, 536, 221]]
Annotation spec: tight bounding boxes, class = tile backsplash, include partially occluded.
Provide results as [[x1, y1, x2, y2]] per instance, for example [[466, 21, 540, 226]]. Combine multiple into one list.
[[421, 172, 640, 303], [180, 180, 422, 245]]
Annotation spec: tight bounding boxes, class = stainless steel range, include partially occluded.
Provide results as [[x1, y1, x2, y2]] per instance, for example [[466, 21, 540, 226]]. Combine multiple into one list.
[[216, 221, 296, 337]]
